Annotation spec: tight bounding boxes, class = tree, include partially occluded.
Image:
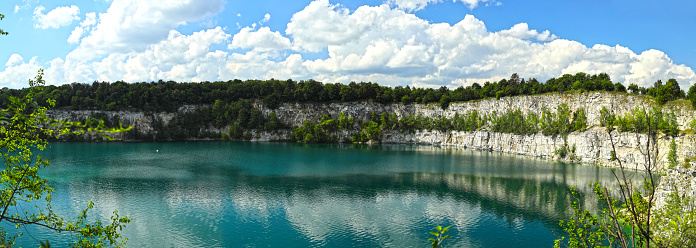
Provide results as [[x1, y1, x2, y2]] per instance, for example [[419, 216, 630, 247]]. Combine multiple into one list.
[[628, 83, 639, 94], [555, 108, 696, 248], [0, 14, 7, 36], [0, 70, 130, 246], [667, 138, 678, 169]]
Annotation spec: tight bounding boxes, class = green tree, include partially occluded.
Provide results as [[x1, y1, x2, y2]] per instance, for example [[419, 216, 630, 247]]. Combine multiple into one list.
[[439, 94, 451, 110], [0, 14, 7, 36], [667, 138, 678, 169], [570, 108, 587, 132], [364, 121, 381, 141], [555, 103, 571, 135], [599, 106, 615, 127], [628, 83, 639, 94], [687, 84, 696, 108], [556, 112, 696, 248], [0, 71, 130, 247]]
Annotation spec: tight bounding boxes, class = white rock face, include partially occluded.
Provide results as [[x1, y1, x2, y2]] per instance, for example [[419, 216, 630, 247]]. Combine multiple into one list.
[[382, 128, 694, 172], [260, 92, 695, 130], [654, 165, 696, 220]]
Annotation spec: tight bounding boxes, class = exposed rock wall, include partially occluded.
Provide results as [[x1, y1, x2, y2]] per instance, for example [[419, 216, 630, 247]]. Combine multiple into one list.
[[381, 128, 696, 172], [46, 92, 696, 171], [655, 166, 696, 209], [260, 92, 695, 130]]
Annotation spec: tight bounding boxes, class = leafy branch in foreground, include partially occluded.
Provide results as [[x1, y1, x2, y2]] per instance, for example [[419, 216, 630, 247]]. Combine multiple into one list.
[[428, 225, 452, 248], [0, 70, 131, 247], [0, 14, 7, 36], [555, 108, 696, 248]]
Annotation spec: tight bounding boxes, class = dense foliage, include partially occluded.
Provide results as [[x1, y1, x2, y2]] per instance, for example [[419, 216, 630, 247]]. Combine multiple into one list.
[[281, 102, 587, 144], [490, 104, 587, 136], [556, 120, 696, 248], [0, 71, 685, 142], [0, 73, 689, 113], [0, 71, 130, 247], [599, 106, 678, 136]]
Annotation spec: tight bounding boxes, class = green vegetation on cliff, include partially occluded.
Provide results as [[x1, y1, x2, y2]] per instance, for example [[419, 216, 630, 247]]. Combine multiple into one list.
[[0, 72, 689, 113], [4, 71, 687, 142]]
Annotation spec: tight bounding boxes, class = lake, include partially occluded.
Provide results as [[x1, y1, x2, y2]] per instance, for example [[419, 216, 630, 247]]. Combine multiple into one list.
[[13, 142, 625, 247]]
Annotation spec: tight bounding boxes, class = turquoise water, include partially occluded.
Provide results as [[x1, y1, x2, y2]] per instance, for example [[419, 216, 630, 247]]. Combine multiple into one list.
[[13, 142, 624, 247]]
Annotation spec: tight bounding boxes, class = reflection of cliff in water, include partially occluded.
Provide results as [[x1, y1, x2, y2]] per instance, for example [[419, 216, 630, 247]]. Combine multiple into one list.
[[58, 163, 626, 231], [37, 142, 641, 247]]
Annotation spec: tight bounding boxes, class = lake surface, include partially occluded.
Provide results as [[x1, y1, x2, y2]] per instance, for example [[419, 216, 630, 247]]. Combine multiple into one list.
[[14, 142, 626, 247]]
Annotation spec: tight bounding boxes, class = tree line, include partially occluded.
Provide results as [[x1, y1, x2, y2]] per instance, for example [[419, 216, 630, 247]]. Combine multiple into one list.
[[1, 72, 692, 113]]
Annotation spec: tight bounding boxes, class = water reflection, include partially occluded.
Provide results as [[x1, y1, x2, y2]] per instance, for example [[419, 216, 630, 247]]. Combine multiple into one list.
[[14, 142, 632, 247]]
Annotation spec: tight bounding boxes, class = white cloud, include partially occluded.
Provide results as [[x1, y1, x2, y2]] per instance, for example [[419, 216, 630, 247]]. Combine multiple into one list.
[[230, 27, 291, 51], [14, 0, 37, 13], [388, 0, 501, 11], [497, 23, 557, 42], [81, 12, 97, 27], [33, 5, 80, 29], [286, 0, 375, 52], [261, 13, 271, 24], [67, 27, 84, 44], [67, 12, 98, 44], [284, 1, 694, 88], [54, 27, 230, 83], [70, 0, 225, 61], [5, 54, 25, 68], [0, 54, 42, 88], [2, 0, 694, 91], [387, 0, 438, 12]]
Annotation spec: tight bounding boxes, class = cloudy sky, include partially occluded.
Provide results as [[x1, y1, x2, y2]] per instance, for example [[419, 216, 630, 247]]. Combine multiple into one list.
[[0, 0, 694, 89]]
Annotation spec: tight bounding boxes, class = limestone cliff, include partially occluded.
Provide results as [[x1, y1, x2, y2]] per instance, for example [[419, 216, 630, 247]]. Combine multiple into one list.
[[47, 91, 696, 171], [259, 92, 695, 130]]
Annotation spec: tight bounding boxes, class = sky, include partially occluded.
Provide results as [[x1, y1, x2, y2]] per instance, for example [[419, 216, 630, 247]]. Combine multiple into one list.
[[0, 0, 695, 90]]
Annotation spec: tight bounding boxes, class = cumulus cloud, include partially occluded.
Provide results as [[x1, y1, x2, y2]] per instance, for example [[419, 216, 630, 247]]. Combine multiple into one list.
[[68, 12, 101, 44], [286, 0, 377, 52], [55, 27, 230, 83], [230, 27, 291, 51], [33, 5, 80, 29], [497, 23, 557, 41], [0, 54, 42, 88], [69, 0, 225, 61], [2, 0, 694, 90], [284, 1, 695, 88], [82, 12, 97, 27], [261, 13, 271, 24], [67, 27, 84, 44]]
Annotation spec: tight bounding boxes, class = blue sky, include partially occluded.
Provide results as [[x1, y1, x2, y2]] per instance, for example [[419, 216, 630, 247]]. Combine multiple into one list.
[[0, 0, 694, 89]]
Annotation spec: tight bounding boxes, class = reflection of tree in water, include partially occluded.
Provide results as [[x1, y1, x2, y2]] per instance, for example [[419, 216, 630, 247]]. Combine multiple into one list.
[[40, 142, 640, 247], [246, 172, 584, 228]]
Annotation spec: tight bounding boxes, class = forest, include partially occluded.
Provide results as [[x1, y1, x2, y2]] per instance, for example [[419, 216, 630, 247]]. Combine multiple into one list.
[[6, 72, 687, 142], [0, 72, 691, 112]]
